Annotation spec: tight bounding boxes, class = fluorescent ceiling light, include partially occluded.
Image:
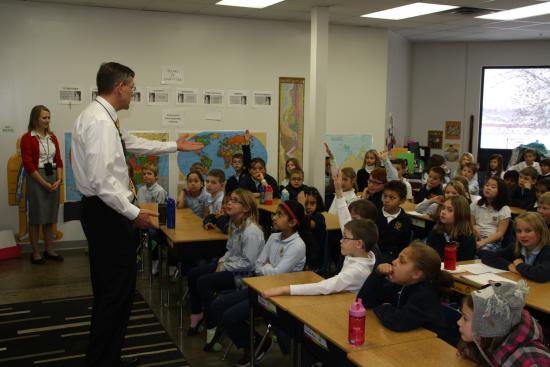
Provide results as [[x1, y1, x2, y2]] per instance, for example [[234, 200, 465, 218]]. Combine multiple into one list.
[[477, 2, 550, 20], [361, 2, 458, 20], [216, 0, 284, 8]]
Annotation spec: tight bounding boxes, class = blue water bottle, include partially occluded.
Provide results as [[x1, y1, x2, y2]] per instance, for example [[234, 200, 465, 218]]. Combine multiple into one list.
[[281, 188, 290, 202], [259, 184, 265, 204], [166, 198, 176, 229]]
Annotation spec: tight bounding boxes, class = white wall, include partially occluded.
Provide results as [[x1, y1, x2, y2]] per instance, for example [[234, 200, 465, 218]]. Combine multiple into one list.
[[0, 0, 389, 241], [386, 32, 411, 147], [410, 40, 550, 160]]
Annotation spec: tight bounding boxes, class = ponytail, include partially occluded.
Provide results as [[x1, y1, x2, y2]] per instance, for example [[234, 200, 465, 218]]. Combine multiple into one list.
[[279, 200, 317, 270], [407, 241, 453, 292]]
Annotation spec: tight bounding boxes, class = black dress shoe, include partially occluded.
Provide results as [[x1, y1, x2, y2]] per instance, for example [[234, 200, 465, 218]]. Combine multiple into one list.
[[120, 356, 139, 366], [44, 251, 64, 262], [30, 254, 46, 265]]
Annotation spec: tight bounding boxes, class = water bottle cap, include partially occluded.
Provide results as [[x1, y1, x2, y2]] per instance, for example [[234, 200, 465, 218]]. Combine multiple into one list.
[[349, 298, 366, 317]]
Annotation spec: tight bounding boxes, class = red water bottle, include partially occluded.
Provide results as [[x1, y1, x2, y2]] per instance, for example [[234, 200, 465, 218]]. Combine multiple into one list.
[[264, 184, 273, 205], [348, 298, 366, 346], [444, 242, 458, 270]]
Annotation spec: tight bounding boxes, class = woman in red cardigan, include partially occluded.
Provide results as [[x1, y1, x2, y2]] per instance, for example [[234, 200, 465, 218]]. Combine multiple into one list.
[[20, 105, 64, 264]]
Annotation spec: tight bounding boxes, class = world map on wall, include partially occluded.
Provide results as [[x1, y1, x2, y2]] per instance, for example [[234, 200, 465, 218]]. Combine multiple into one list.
[[325, 134, 373, 170], [177, 131, 267, 179], [64, 131, 170, 201]]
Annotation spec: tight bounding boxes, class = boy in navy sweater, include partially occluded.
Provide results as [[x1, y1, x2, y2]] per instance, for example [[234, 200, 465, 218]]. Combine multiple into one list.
[[376, 180, 412, 263], [225, 130, 252, 195], [510, 166, 538, 209], [414, 166, 445, 204]]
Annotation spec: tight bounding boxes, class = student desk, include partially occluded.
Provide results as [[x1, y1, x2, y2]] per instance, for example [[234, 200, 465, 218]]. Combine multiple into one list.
[[450, 260, 550, 314], [243, 272, 354, 367], [510, 206, 526, 216], [244, 272, 436, 367], [289, 295, 436, 367], [401, 201, 433, 222], [347, 338, 474, 367], [257, 198, 340, 231]]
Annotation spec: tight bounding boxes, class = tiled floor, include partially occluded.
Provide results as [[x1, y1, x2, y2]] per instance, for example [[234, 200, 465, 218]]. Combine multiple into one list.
[[0, 249, 289, 367]]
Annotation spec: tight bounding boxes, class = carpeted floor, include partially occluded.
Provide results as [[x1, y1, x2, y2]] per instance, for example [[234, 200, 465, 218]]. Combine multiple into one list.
[[0, 292, 188, 366]]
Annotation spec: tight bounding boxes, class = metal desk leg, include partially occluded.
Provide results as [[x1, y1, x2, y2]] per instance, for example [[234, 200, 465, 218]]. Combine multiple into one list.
[[249, 288, 255, 367]]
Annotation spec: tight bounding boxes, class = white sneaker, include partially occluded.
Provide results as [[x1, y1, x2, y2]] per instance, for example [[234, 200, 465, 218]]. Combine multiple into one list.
[[152, 260, 160, 275]]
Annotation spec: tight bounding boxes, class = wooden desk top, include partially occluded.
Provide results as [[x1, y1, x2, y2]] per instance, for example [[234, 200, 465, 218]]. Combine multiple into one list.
[[289, 298, 436, 353], [452, 260, 550, 314], [158, 207, 227, 245], [510, 206, 526, 216], [401, 201, 433, 221], [347, 338, 474, 367], [257, 198, 340, 231], [243, 271, 352, 311]]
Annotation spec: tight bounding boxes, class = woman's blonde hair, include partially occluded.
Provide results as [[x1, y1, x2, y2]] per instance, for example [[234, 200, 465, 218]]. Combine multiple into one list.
[[27, 105, 51, 133], [513, 212, 550, 257]]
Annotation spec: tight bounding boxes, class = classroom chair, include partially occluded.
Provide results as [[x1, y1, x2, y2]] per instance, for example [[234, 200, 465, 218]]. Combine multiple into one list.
[[440, 302, 461, 346]]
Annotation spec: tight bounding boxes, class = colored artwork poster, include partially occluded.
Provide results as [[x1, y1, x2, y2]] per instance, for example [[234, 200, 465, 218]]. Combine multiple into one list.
[[128, 132, 170, 193], [445, 120, 461, 140], [63, 131, 170, 201], [444, 143, 461, 162], [278, 77, 305, 182], [325, 134, 373, 170], [64, 132, 81, 202], [176, 131, 268, 183], [428, 130, 443, 149]]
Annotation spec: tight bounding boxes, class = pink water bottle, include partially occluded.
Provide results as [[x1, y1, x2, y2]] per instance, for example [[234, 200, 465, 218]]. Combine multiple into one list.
[[444, 242, 458, 270], [264, 184, 273, 205], [348, 298, 366, 346]]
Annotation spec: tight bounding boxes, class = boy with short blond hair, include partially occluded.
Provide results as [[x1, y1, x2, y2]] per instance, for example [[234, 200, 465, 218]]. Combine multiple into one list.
[[137, 162, 168, 205], [136, 162, 168, 276]]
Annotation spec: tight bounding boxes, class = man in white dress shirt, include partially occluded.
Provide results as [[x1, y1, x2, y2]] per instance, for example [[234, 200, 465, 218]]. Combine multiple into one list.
[[71, 62, 203, 367]]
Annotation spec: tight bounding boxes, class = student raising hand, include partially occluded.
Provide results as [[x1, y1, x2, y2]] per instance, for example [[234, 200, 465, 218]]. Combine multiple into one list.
[[324, 142, 335, 161], [244, 129, 251, 145], [334, 170, 344, 198]]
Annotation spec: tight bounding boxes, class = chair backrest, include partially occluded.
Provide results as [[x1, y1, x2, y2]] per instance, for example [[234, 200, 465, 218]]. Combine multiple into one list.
[[439, 302, 462, 346]]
